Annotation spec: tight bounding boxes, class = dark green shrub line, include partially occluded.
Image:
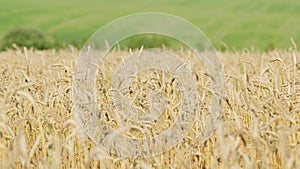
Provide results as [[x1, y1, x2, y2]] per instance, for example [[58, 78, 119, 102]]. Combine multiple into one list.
[[0, 27, 57, 51], [1, 27, 297, 52]]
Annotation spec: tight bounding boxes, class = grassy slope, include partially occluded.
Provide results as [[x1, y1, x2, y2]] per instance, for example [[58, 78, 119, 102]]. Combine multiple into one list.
[[0, 0, 299, 50]]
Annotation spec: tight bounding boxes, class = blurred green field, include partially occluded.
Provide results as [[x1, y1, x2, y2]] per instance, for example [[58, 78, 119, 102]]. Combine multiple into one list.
[[0, 0, 300, 50]]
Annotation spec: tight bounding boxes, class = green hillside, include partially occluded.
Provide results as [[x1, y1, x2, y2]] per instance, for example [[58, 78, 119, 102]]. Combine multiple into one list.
[[0, 0, 299, 50]]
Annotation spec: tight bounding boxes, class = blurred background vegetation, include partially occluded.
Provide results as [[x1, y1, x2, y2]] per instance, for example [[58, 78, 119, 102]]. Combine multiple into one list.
[[0, 0, 299, 51]]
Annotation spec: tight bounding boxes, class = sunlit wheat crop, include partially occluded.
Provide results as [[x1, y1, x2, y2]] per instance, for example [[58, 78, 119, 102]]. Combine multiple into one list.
[[0, 46, 299, 168]]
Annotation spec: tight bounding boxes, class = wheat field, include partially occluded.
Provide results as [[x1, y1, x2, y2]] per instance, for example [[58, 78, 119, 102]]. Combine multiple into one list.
[[0, 46, 299, 169]]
